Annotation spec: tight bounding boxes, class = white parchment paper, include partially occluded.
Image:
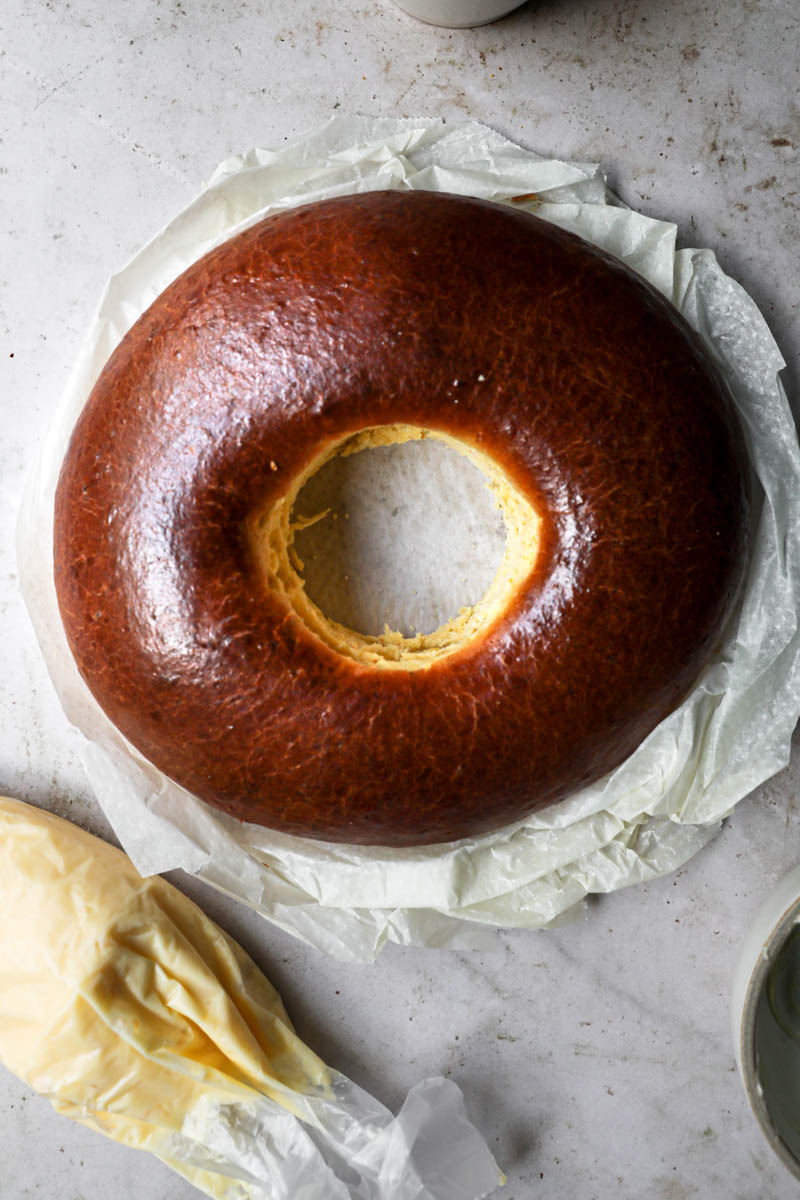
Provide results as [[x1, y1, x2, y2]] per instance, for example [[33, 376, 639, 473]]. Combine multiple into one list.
[[168, 1075, 503, 1200], [18, 116, 800, 961]]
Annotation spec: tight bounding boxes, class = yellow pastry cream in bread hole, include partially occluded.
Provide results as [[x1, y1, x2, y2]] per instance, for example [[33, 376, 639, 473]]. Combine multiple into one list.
[[244, 423, 542, 670]]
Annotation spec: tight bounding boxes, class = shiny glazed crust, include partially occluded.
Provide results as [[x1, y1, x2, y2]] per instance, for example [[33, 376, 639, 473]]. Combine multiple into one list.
[[54, 191, 750, 846]]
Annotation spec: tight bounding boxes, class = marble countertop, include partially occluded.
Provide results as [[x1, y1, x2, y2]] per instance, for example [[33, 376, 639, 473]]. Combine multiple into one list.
[[2, 1, 799, 1196]]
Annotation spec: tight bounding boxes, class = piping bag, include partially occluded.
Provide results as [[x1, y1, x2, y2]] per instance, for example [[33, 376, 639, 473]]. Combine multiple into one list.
[[0, 797, 502, 1199]]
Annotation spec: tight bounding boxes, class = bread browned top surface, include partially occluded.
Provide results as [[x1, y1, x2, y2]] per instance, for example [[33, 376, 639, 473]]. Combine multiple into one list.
[[54, 190, 749, 845]]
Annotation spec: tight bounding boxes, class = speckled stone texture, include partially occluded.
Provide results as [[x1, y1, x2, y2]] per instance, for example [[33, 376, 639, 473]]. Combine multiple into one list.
[[1, 0, 799, 1197]]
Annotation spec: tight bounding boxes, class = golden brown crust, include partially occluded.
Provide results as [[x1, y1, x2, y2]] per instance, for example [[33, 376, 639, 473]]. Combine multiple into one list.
[[54, 191, 750, 845]]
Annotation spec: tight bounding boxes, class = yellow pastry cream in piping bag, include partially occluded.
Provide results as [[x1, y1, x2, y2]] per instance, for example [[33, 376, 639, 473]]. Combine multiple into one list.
[[0, 797, 502, 1200]]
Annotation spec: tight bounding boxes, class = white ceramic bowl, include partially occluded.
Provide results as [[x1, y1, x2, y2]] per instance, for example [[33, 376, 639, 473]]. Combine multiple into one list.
[[732, 863, 800, 1179], [390, 0, 528, 27]]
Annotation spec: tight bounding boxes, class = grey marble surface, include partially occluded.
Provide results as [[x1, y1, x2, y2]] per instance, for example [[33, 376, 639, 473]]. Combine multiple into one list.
[[1, 1, 800, 1197]]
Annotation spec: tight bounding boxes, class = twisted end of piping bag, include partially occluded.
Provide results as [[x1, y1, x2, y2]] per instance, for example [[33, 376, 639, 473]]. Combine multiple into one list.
[[0, 797, 503, 1199]]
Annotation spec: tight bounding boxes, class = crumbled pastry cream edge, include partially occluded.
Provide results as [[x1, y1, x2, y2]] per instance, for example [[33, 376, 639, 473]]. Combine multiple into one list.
[[245, 423, 542, 670]]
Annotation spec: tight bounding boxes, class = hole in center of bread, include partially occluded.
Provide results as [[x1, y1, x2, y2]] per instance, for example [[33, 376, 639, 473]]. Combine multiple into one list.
[[293, 436, 507, 638], [246, 424, 541, 669]]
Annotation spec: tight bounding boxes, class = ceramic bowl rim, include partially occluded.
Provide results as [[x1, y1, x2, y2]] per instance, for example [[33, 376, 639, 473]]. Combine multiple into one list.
[[739, 891, 800, 1181]]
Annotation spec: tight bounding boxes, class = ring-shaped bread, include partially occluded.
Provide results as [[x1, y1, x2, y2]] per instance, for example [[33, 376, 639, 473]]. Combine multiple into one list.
[[54, 191, 749, 846]]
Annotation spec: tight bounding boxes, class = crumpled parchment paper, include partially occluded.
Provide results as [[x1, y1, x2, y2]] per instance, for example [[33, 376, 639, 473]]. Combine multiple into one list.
[[18, 116, 800, 962]]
